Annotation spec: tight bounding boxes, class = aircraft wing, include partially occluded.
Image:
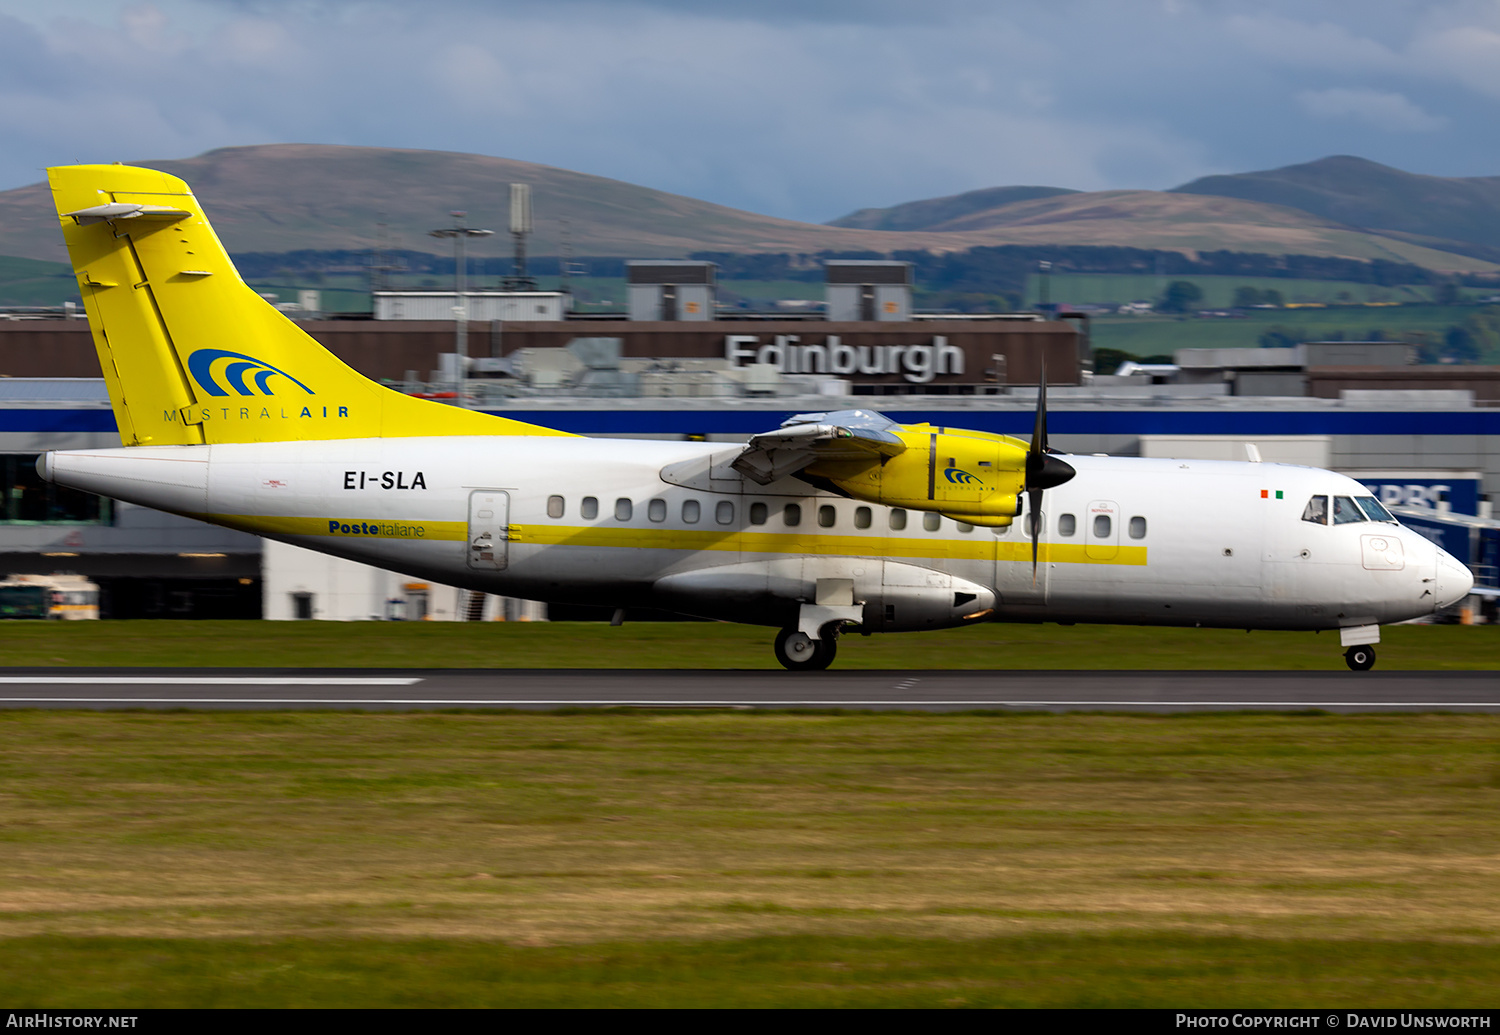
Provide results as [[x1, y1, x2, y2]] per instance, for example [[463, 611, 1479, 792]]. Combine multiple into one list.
[[731, 409, 906, 485]]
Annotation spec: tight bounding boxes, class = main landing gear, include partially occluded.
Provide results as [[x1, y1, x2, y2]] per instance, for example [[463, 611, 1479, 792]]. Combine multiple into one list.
[[1344, 644, 1376, 671], [774, 628, 838, 671]]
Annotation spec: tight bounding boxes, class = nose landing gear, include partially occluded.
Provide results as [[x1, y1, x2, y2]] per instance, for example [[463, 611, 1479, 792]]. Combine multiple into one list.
[[774, 628, 838, 671], [1340, 624, 1380, 672]]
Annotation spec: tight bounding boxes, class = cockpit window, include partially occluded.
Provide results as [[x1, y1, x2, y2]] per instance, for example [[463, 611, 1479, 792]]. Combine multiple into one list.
[[1332, 495, 1365, 525], [1301, 495, 1328, 525], [1355, 496, 1397, 523]]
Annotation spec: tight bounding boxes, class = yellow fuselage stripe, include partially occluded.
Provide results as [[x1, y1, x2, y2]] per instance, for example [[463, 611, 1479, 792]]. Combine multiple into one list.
[[198, 513, 1149, 566]]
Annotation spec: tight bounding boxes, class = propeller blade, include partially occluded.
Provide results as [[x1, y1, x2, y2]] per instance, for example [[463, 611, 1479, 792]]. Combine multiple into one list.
[[1028, 364, 1047, 584], [1028, 486, 1043, 585], [1030, 361, 1048, 457], [1023, 360, 1075, 584]]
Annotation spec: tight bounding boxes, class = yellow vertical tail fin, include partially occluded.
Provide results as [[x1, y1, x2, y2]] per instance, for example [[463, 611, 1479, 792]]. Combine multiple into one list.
[[48, 164, 570, 445]]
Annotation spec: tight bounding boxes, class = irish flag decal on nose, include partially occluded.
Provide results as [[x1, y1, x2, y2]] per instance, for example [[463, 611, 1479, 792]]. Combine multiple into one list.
[[1260, 489, 1283, 499]]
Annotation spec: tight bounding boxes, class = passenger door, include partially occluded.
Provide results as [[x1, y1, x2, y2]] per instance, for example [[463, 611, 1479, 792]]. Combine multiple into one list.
[[467, 490, 510, 571]]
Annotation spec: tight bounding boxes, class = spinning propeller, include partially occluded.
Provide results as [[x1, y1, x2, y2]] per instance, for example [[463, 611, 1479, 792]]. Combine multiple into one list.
[[1023, 364, 1076, 582]]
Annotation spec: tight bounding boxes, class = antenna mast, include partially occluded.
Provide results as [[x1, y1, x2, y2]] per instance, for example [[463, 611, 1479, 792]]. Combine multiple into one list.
[[429, 211, 494, 401], [501, 183, 537, 290], [367, 221, 407, 292], [560, 218, 575, 310]]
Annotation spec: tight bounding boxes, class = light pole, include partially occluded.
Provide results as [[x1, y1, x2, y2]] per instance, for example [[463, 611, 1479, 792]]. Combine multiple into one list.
[[429, 212, 493, 401]]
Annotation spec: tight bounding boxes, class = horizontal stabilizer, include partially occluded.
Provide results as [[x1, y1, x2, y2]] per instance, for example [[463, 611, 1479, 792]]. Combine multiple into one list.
[[63, 202, 192, 225]]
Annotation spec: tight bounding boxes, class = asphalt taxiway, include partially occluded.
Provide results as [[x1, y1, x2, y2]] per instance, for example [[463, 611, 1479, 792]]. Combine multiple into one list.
[[0, 669, 1494, 711]]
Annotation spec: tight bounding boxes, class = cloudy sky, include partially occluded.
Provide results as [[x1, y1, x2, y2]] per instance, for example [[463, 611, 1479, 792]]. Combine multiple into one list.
[[2, 0, 1499, 222]]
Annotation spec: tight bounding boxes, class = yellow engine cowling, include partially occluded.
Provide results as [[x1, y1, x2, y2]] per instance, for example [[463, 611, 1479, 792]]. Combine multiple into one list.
[[805, 424, 1028, 526]]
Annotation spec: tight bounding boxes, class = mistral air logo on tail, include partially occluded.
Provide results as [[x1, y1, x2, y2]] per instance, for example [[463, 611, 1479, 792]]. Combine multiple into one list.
[[167, 349, 348, 427], [188, 349, 313, 397]]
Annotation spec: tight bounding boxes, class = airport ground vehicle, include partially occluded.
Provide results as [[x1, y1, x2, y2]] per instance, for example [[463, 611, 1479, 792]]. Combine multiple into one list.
[[0, 574, 100, 619]]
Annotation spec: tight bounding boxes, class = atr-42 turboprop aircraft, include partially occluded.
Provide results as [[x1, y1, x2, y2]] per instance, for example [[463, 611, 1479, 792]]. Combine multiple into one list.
[[39, 164, 1473, 670]]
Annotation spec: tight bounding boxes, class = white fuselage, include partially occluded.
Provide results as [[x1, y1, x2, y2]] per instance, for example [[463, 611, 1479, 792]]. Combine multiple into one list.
[[42, 436, 1473, 634]]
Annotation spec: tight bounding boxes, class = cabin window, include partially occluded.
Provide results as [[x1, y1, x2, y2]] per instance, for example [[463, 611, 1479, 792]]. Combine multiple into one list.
[[581, 496, 599, 520], [923, 512, 942, 532], [546, 495, 565, 519], [749, 502, 768, 525], [1058, 513, 1077, 537], [1129, 516, 1147, 539], [682, 499, 700, 523], [1093, 514, 1112, 538], [784, 503, 802, 527], [1301, 495, 1327, 525], [648, 498, 667, 523], [956, 522, 974, 533], [854, 506, 872, 529], [716, 500, 735, 525], [819, 505, 837, 528], [889, 509, 907, 530], [615, 498, 632, 521], [1333, 496, 1365, 525], [1356, 496, 1396, 523], [1025, 512, 1041, 537]]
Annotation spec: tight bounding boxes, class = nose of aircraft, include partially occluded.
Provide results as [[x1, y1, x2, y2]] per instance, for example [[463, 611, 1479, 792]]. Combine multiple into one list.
[[1434, 545, 1475, 611]]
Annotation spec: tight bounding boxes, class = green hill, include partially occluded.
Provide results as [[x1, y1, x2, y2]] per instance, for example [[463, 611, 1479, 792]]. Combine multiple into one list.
[[836, 188, 1496, 271], [827, 185, 1079, 231], [0, 144, 1059, 264], [1171, 155, 1500, 258], [1, 145, 1496, 273]]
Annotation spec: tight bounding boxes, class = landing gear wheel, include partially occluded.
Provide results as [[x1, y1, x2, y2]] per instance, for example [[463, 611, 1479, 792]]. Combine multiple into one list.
[[813, 634, 838, 670], [1344, 645, 1376, 672], [774, 628, 835, 671]]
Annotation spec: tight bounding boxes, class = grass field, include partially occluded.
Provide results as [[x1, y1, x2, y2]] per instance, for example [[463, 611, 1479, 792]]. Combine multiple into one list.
[[5, 710, 1500, 1006], [241, 281, 372, 314], [0, 619, 1494, 669], [1090, 303, 1476, 356], [1025, 272, 1447, 308], [0, 254, 78, 307]]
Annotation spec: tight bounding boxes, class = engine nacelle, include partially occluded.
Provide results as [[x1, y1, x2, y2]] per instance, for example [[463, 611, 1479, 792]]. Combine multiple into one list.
[[806, 425, 1027, 526], [652, 559, 995, 632]]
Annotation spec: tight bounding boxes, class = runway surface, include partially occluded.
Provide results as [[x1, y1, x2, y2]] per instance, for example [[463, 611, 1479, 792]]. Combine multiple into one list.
[[0, 669, 1495, 712]]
